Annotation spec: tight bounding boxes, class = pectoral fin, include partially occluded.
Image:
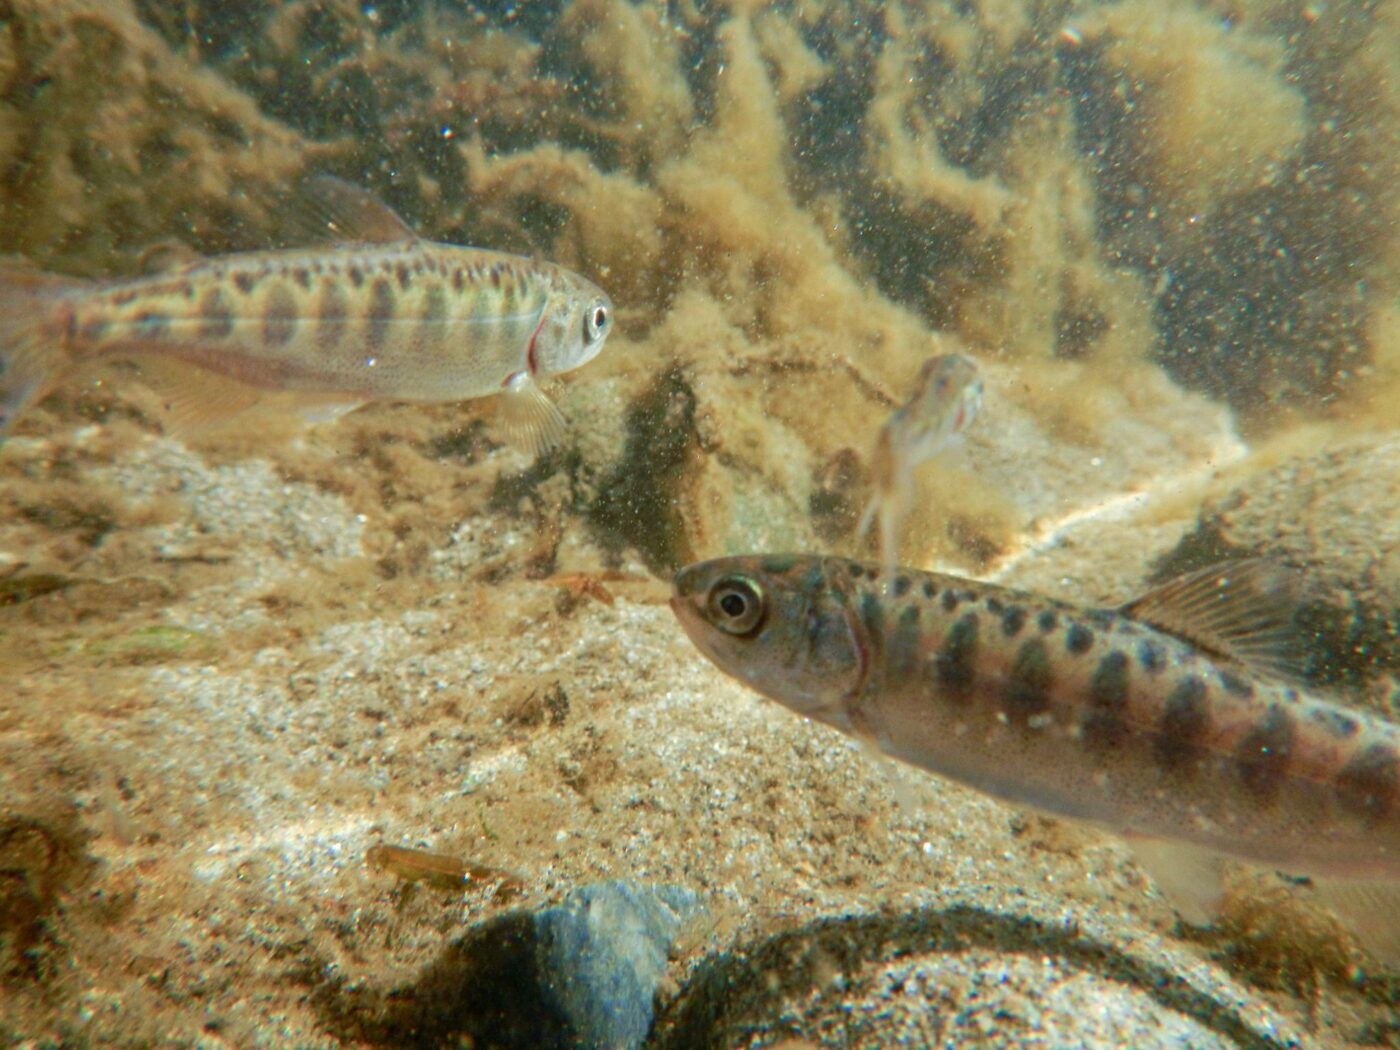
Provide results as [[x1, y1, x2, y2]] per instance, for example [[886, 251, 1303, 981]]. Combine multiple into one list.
[[1125, 837, 1229, 925], [1309, 877, 1400, 969], [127, 356, 266, 435], [497, 371, 566, 457]]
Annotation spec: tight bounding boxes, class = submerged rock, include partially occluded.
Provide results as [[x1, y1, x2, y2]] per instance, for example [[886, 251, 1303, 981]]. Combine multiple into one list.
[[319, 879, 702, 1050], [536, 880, 703, 1049], [652, 901, 1303, 1049]]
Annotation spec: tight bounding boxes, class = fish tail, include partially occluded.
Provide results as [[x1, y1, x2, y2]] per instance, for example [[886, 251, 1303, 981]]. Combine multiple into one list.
[[0, 259, 85, 437]]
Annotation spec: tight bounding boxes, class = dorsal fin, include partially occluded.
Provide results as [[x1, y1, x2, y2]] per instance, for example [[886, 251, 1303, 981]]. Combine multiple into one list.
[[282, 175, 418, 246], [1120, 559, 1304, 680], [136, 240, 204, 275]]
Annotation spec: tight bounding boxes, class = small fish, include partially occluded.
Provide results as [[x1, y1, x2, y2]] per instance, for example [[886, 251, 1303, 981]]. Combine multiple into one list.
[[367, 844, 523, 901], [0, 177, 614, 454], [855, 353, 983, 573], [672, 554, 1400, 967]]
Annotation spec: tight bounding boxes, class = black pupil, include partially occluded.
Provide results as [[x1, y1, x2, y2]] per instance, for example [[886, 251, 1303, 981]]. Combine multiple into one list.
[[594, 308, 606, 328], [719, 591, 747, 618]]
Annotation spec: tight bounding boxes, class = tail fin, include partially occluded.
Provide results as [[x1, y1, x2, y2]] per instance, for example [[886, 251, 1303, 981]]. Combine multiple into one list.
[[0, 259, 84, 438]]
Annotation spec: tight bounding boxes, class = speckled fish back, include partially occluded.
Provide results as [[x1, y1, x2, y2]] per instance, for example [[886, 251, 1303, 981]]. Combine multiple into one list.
[[746, 556, 1400, 879], [64, 242, 561, 401]]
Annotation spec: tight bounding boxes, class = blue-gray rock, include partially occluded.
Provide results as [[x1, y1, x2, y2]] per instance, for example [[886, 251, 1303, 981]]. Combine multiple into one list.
[[534, 880, 703, 1050]]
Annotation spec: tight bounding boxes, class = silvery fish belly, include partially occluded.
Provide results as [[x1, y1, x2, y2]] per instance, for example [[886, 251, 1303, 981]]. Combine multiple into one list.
[[671, 553, 1400, 966], [0, 177, 614, 455]]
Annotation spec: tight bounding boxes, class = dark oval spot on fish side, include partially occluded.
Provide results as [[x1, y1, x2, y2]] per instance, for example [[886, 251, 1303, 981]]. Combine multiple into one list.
[[1037, 610, 1058, 633], [263, 284, 298, 348], [941, 590, 960, 613], [199, 288, 234, 340], [892, 575, 911, 597], [293, 268, 312, 291], [859, 591, 884, 645], [421, 284, 449, 339], [1001, 605, 1026, 638], [396, 262, 412, 291], [1334, 743, 1399, 824], [134, 310, 170, 339], [319, 280, 349, 349], [1234, 704, 1297, 803], [1218, 670, 1254, 699], [1083, 650, 1130, 750], [1154, 677, 1210, 772], [1065, 623, 1094, 655], [80, 316, 110, 343], [233, 271, 258, 295], [921, 580, 937, 600], [1138, 640, 1165, 673], [1309, 705, 1358, 740], [367, 277, 395, 353], [1006, 638, 1053, 717], [934, 612, 979, 701], [349, 265, 365, 288], [888, 603, 923, 678]]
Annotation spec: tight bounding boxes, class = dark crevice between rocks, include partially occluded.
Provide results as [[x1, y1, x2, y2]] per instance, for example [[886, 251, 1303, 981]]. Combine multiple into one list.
[[585, 366, 699, 576], [311, 911, 574, 1050], [311, 881, 699, 1050], [649, 905, 1296, 1050]]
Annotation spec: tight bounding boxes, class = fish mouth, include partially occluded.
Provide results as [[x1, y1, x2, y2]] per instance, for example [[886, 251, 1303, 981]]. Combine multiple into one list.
[[667, 591, 703, 644], [668, 578, 723, 665]]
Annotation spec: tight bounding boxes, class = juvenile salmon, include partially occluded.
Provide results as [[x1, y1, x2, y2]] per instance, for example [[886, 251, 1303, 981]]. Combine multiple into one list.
[[856, 353, 982, 573], [672, 553, 1400, 966], [0, 178, 613, 453]]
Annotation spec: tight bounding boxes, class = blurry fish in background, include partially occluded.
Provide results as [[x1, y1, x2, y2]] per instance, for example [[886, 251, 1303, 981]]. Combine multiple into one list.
[[672, 554, 1400, 969], [0, 177, 614, 455], [856, 353, 983, 575]]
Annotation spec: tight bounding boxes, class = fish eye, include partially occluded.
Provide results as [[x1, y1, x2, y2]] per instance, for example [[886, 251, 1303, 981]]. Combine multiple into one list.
[[585, 302, 609, 341], [706, 576, 765, 636]]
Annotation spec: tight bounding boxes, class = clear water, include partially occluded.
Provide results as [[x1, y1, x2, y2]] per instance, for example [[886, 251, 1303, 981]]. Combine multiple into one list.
[[1, 1, 1396, 1047]]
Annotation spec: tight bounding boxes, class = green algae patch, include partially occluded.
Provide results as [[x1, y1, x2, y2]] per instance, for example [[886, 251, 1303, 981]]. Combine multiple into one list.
[[79, 624, 217, 666]]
